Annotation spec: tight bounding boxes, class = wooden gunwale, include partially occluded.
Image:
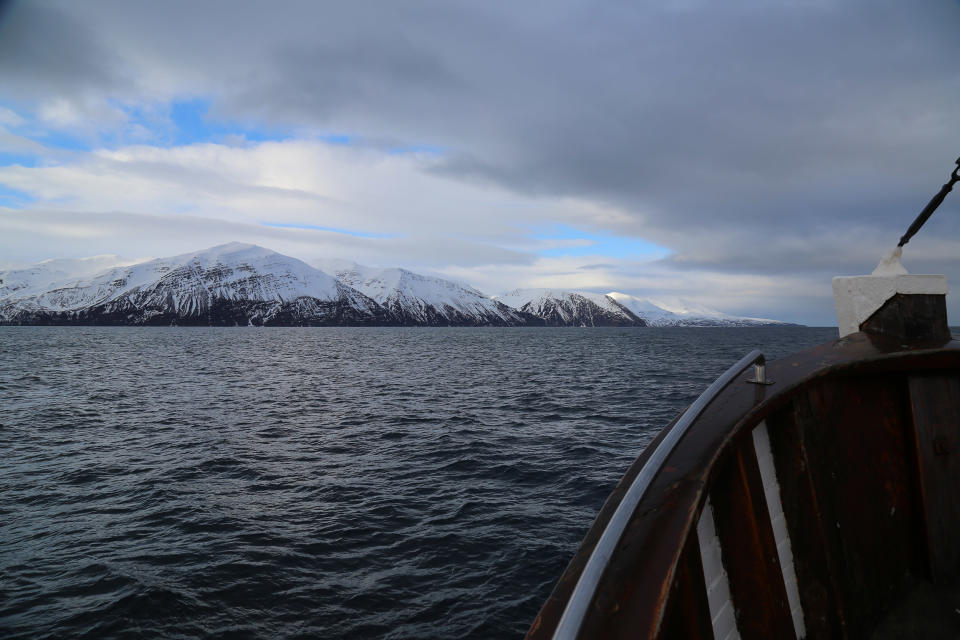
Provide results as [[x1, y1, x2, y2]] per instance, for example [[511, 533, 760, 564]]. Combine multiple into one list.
[[527, 332, 960, 640]]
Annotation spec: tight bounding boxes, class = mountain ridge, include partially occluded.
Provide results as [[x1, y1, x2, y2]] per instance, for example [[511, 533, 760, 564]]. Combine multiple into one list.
[[314, 259, 535, 326], [494, 288, 644, 327], [0, 243, 794, 327]]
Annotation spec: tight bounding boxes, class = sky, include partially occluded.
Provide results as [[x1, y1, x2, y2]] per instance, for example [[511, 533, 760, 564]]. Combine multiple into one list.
[[1, 0, 959, 325]]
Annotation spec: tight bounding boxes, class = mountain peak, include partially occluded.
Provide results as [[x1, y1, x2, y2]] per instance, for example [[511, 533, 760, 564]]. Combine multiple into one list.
[[606, 291, 785, 326], [184, 241, 273, 259], [494, 288, 641, 326], [1, 243, 792, 327], [313, 259, 525, 326]]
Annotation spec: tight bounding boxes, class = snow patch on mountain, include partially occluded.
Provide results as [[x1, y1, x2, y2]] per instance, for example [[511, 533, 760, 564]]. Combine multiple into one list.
[[18, 243, 347, 310], [314, 259, 528, 325], [494, 288, 642, 326], [0, 242, 794, 327], [0, 254, 139, 302], [607, 292, 786, 326], [0, 242, 386, 325]]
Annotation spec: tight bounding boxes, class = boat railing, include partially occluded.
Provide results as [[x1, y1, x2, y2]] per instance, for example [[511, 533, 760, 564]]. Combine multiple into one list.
[[531, 331, 960, 640], [552, 349, 766, 640]]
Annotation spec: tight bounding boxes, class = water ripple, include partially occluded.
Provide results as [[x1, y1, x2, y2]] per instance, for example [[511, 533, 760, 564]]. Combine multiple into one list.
[[0, 325, 835, 639]]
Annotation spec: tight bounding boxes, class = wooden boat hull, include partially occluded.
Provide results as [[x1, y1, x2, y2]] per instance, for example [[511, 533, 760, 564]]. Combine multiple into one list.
[[527, 331, 960, 639]]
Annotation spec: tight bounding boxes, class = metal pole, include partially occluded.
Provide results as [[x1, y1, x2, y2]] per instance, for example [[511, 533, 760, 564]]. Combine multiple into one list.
[[898, 156, 960, 248]]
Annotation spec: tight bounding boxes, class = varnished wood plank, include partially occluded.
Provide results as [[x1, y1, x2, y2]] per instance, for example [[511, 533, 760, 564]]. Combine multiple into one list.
[[529, 341, 960, 640], [860, 293, 950, 342], [751, 422, 805, 636], [710, 440, 795, 639], [766, 404, 847, 639], [794, 376, 925, 638], [697, 499, 739, 640], [658, 529, 714, 639], [908, 374, 960, 583]]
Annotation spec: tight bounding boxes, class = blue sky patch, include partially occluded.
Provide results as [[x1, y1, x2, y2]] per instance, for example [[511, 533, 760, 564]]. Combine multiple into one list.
[[261, 222, 394, 238], [165, 98, 293, 146], [318, 133, 354, 145], [0, 152, 40, 168], [0, 101, 92, 153], [1, 99, 438, 170], [0, 184, 36, 207], [1, 98, 301, 152], [531, 224, 670, 259], [20, 129, 93, 153]]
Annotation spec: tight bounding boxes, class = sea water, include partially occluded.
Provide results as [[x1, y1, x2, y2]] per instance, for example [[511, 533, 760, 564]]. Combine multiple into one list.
[[0, 326, 836, 639]]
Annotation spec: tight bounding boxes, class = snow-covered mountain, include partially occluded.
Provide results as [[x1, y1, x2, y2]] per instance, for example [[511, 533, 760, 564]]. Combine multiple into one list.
[[491, 289, 787, 327], [314, 259, 534, 326], [0, 254, 138, 301], [494, 289, 644, 327], [0, 243, 793, 327], [0, 243, 390, 326], [607, 292, 787, 327]]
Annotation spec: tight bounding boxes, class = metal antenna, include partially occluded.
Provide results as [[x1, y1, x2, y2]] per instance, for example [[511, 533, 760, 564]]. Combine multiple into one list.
[[898, 156, 960, 247]]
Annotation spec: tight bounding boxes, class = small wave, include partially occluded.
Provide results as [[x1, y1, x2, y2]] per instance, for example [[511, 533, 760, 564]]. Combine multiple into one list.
[[1, 325, 837, 639]]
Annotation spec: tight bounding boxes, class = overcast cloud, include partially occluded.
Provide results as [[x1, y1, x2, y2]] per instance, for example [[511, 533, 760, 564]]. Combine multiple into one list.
[[1, 0, 959, 324]]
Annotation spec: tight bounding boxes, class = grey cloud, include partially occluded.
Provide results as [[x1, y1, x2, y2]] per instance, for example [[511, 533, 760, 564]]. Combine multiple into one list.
[[229, 35, 461, 126], [92, 156, 346, 209], [0, 1, 130, 101], [0, 209, 534, 270], [208, 1, 960, 268], [0, 209, 363, 263], [4, 0, 960, 313], [383, 234, 535, 269]]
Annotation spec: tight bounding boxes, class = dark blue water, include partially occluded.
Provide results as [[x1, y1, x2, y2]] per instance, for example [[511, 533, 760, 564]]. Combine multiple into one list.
[[0, 326, 836, 639]]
